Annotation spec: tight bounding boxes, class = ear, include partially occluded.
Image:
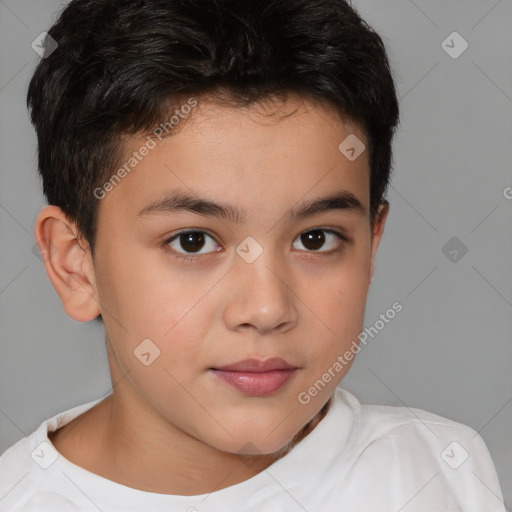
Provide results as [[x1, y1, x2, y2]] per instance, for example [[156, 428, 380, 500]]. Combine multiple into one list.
[[34, 205, 100, 322], [369, 201, 389, 283]]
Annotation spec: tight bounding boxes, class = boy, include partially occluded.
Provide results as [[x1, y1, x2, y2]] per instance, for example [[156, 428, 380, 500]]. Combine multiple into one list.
[[0, 0, 506, 510]]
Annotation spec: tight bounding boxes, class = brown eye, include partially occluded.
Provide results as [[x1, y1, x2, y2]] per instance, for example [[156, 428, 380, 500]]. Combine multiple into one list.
[[300, 230, 326, 251], [292, 229, 346, 254], [177, 232, 206, 253], [165, 230, 219, 260]]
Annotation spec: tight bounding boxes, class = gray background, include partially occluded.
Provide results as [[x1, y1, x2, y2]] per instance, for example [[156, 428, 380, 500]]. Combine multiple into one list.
[[0, 0, 511, 507]]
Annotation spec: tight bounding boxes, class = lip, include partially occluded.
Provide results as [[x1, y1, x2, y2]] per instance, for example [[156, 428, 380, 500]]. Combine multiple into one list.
[[209, 358, 298, 396], [212, 357, 297, 372]]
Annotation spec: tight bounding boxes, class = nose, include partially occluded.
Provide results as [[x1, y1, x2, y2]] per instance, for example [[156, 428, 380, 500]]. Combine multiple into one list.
[[223, 249, 298, 334]]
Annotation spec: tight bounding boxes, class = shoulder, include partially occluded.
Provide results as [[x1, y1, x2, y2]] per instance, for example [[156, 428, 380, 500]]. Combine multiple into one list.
[[335, 388, 506, 510], [0, 397, 105, 512], [0, 437, 88, 512], [0, 431, 45, 511], [0, 433, 32, 476], [337, 387, 490, 451]]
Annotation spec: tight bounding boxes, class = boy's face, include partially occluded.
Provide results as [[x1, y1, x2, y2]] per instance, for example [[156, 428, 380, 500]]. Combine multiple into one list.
[[49, 96, 387, 456]]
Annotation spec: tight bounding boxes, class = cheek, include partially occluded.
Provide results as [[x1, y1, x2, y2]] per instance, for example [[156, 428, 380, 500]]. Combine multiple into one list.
[[104, 263, 216, 371], [305, 253, 370, 357], [300, 280, 367, 397], [315, 282, 367, 356], [95, 243, 189, 329], [318, 244, 370, 314]]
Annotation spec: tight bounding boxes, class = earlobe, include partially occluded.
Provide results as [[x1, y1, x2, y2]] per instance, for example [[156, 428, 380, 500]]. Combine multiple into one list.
[[34, 205, 100, 322], [368, 202, 389, 283]]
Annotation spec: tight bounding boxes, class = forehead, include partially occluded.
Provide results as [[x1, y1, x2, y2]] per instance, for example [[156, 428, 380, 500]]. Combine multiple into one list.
[[98, 95, 370, 225]]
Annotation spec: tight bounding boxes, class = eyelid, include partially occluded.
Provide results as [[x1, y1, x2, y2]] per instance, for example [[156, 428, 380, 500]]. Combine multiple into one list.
[[292, 228, 349, 256], [163, 229, 221, 262], [164, 228, 219, 244], [306, 225, 350, 242]]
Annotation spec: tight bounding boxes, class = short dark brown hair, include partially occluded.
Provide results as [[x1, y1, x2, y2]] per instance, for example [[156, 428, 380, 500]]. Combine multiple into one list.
[[27, 0, 400, 256]]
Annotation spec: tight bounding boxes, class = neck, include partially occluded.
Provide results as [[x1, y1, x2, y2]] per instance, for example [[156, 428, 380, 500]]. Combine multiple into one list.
[[49, 390, 332, 496]]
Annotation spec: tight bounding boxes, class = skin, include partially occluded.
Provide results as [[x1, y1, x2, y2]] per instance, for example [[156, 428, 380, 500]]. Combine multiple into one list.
[[35, 94, 388, 495]]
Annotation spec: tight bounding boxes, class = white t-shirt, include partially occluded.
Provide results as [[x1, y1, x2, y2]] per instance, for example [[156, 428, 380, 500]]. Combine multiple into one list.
[[0, 387, 506, 512]]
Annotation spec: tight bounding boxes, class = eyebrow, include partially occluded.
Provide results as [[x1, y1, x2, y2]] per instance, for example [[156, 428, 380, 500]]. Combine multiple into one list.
[[137, 189, 367, 222]]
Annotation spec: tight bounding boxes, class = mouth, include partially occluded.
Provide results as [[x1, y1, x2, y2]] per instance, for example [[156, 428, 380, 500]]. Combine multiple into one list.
[[209, 358, 298, 396], [212, 357, 297, 373]]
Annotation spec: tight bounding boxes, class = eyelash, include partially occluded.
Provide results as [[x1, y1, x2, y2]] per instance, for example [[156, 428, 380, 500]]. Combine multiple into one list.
[[163, 228, 350, 263]]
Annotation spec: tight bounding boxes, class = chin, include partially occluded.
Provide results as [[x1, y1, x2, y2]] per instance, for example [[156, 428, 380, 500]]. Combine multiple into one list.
[[204, 427, 298, 457]]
